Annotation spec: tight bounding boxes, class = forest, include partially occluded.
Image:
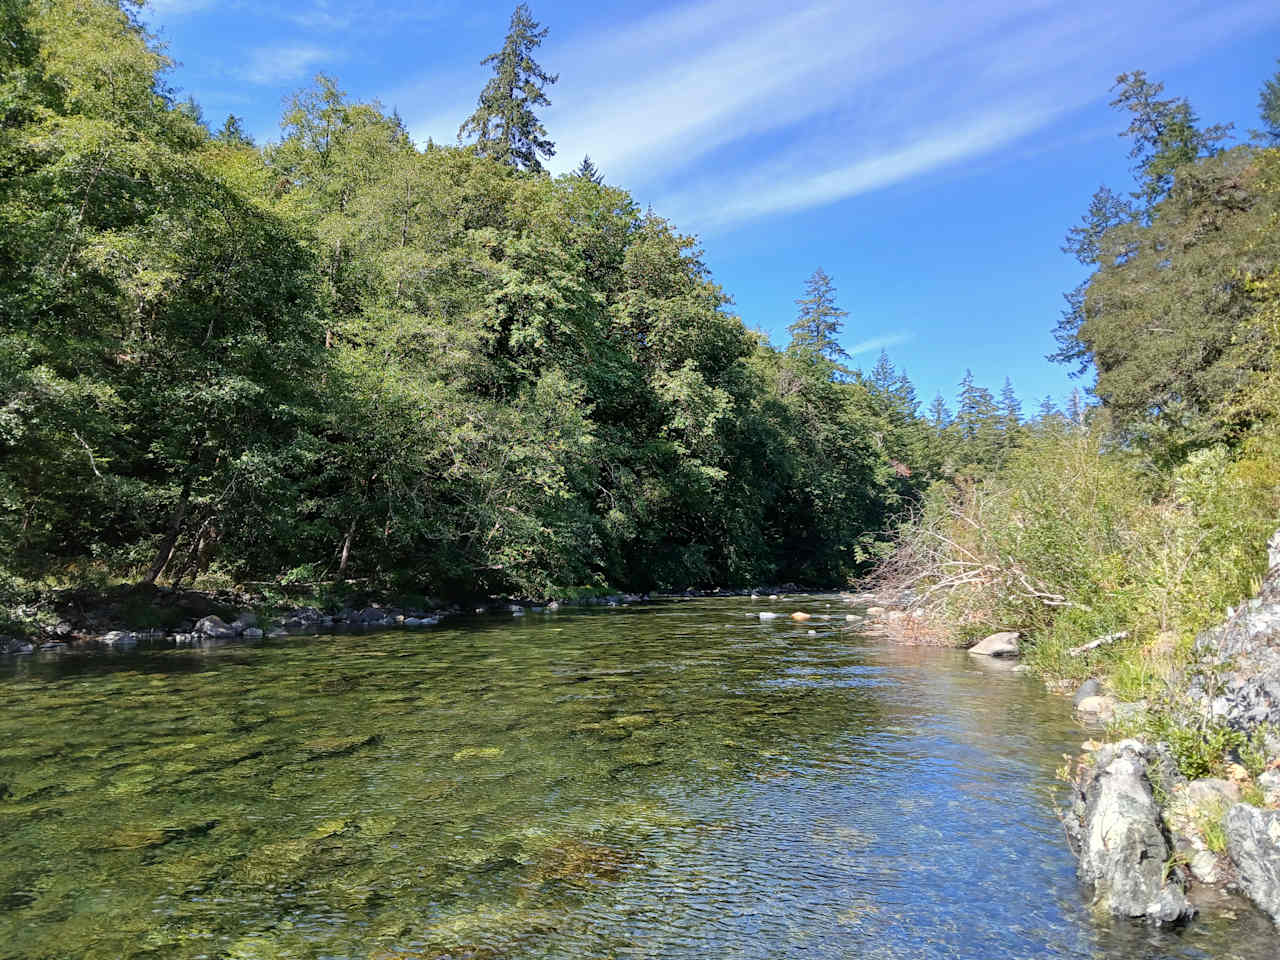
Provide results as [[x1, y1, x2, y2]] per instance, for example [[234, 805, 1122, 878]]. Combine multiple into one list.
[[0, 0, 984, 611], [3, 0, 1280, 660]]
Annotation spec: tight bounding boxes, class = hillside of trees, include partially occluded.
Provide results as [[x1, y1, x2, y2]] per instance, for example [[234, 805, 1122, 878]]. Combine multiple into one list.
[[1, 0, 1034, 613]]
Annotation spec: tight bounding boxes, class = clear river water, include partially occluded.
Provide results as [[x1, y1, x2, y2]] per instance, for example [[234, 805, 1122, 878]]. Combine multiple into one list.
[[1, 596, 1277, 959]]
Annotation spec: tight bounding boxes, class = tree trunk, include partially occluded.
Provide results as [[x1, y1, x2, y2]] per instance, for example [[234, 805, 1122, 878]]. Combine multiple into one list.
[[337, 520, 357, 578], [141, 480, 190, 586]]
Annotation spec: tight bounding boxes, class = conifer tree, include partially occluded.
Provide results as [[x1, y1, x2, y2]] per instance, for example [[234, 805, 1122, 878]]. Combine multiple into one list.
[[928, 393, 951, 433], [999, 378, 1022, 431], [787, 268, 850, 368], [574, 154, 602, 183], [1066, 388, 1088, 427], [214, 114, 254, 146], [869, 350, 896, 395], [458, 3, 558, 172], [1109, 70, 1231, 210]]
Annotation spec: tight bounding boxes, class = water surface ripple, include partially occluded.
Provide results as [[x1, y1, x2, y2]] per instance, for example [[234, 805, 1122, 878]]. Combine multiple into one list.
[[0, 597, 1275, 958]]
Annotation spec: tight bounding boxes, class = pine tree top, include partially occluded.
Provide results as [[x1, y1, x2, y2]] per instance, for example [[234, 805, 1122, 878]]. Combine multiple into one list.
[[787, 268, 850, 368], [458, 4, 558, 172]]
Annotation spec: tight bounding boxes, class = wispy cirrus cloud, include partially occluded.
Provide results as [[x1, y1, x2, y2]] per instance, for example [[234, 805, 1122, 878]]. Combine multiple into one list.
[[245, 45, 337, 86], [397, 0, 1280, 232], [145, 0, 219, 15], [847, 333, 913, 357]]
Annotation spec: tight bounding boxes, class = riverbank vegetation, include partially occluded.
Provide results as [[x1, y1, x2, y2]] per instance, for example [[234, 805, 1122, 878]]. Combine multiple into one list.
[[879, 65, 1280, 776]]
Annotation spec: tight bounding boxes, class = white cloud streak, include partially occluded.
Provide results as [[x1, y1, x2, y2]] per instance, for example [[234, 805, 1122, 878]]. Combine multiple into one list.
[[394, 0, 1280, 231], [245, 45, 336, 86], [847, 333, 913, 357], [145, 0, 218, 15]]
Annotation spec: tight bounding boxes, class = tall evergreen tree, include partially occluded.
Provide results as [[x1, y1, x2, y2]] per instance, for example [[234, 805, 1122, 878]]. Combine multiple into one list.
[[458, 4, 558, 172], [1066, 388, 1088, 427], [891, 369, 919, 420], [1109, 70, 1231, 210], [787, 268, 850, 368], [869, 350, 896, 395], [999, 377, 1022, 431], [574, 154, 602, 183], [928, 393, 951, 433], [214, 114, 254, 146]]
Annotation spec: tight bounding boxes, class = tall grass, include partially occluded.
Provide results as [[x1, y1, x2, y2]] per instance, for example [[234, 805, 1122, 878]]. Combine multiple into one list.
[[880, 420, 1280, 692]]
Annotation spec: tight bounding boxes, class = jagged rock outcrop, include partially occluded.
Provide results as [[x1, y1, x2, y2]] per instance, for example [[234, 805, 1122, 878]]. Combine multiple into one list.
[[1225, 804, 1280, 924], [1064, 739, 1193, 924], [1194, 531, 1280, 739]]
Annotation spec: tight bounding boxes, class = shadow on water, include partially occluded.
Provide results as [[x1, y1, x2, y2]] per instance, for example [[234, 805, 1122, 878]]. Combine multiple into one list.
[[0, 597, 1276, 959]]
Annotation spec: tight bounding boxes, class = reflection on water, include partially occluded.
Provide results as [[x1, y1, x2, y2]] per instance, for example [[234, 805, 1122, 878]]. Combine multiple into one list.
[[0, 598, 1275, 959]]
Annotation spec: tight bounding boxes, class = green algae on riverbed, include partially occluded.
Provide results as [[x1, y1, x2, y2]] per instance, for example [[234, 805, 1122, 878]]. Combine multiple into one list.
[[0, 599, 1277, 959]]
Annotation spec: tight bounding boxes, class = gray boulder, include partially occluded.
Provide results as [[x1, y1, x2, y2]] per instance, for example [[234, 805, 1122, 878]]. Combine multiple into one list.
[[1074, 678, 1104, 706], [193, 615, 236, 638], [968, 631, 1020, 658], [1260, 769, 1280, 808], [1225, 803, 1280, 924], [230, 611, 258, 633], [1065, 739, 1193, 923], [355, 606, 388, 625], [241, 627, 264, 639], [101, 630, 137, 646]]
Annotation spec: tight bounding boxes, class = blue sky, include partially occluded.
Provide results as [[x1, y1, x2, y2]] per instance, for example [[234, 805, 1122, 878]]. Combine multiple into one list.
[[143, 0, 1280, 411]]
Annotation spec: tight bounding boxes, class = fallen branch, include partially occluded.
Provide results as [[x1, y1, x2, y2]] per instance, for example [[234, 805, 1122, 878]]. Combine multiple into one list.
[[1069, 630, 1129, 657]]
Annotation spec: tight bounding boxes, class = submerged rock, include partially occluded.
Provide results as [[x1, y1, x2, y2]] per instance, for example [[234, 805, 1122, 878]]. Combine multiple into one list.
[[1225, 804, 1280, 924], [968, 631, 1020, 658], [1065, 739, 1193, 924]]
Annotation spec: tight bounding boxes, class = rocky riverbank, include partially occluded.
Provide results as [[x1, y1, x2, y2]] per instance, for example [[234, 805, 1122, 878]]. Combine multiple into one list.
[[1058, 533, 1280, 928], [850, 534, 1280, 931], [0, 582, 825, 656]]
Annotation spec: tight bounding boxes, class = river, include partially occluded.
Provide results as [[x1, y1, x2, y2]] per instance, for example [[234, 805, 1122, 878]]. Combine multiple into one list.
[[0, 596, 1276, 958]]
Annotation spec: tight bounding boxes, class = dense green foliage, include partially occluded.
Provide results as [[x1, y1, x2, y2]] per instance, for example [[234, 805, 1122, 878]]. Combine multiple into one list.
[[3, 0, 1006, 603]]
